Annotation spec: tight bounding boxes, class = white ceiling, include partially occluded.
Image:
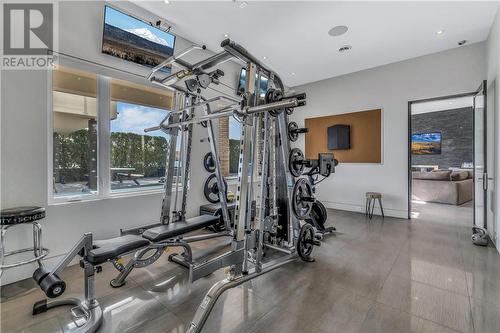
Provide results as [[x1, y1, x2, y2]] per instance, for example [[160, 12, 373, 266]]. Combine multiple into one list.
[[137, 1, 499, 87]]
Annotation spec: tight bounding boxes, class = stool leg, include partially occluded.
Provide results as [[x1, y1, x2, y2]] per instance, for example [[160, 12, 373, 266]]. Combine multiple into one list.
[[370, 198, 375, 219], [365, 198, 369, 215], [33, 222, 43, 265], [33, 223, 39, 258], [0, 227, 6, 277], [378, 198, 385, 218]]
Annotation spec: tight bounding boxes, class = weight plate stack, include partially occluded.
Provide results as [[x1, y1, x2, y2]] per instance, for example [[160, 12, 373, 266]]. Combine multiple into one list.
[[265, 89, 284, 117]]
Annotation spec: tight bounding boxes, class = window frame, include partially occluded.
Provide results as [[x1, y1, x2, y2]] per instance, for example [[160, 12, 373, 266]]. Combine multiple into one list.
[[48, 58, 173, 204]]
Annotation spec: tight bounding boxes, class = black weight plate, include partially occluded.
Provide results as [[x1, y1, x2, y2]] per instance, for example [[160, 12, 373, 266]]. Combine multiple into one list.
[[288, 121, 299, 142], [317, 200, 328, 223], [292, 178, 313, 219], [203, 152, 216, 173], [265, 89, 284, 117], [297, 223, 315, 261], [308, 201, 327, 230], [203, 174, 228, 204], [289, 148, 305, 177], [204, 174, 219, 203]]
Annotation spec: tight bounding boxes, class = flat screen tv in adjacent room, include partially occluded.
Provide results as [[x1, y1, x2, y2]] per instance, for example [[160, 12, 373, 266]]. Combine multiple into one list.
[[411, 132, 442, 155], [237, 68, 269, 97], [102, 6, 176, 73], [327, 124, 351, 150]]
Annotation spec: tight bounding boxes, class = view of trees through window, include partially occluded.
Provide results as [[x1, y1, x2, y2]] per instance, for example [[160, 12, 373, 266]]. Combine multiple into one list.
[[110, 101, 174, 192], [109, 77, 177, 192]]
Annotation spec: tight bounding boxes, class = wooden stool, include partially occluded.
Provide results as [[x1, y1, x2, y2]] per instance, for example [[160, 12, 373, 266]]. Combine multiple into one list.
[[365, 192, 384, 219]]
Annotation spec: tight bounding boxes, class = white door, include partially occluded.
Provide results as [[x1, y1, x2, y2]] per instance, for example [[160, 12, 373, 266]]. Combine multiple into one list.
[[474, 81, 491, 230], [486, 81, 496, 240]]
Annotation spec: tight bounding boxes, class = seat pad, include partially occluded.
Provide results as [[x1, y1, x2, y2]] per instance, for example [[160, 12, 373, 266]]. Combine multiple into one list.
[[199, 201, 237, 214], [142, 215, 219, 242], [1, 206, 45, 225], [88, 234, 150, 265]]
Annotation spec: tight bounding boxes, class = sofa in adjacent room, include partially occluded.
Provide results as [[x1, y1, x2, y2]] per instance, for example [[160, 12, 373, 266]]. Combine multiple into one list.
[[412, 169, 473, 205]]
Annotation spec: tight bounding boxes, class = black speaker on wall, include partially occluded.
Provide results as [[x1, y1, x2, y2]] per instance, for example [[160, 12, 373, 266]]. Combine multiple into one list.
[[327, 124, 350, 150]]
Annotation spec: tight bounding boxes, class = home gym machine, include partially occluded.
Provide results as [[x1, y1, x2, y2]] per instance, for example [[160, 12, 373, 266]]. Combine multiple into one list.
[[30, 47, 240, 333], [31, 39, 323, 333], [186, 39, 322, 333]]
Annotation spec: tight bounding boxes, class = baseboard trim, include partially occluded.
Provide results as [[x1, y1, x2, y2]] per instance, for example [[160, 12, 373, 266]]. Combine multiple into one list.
[[320, 200, 408, 219]]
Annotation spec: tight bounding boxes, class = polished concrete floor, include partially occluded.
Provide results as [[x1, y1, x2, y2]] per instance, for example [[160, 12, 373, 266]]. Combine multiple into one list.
[[1, 206, 499, 333]]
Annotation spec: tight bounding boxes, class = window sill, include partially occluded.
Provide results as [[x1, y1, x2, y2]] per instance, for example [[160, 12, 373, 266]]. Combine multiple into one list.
[[226, 176, 262, 186], [48, 188, 181, 206]]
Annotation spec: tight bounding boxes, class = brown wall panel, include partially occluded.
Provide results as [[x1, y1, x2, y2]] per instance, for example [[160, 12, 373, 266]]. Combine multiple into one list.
[[304, 109, 382, 163]]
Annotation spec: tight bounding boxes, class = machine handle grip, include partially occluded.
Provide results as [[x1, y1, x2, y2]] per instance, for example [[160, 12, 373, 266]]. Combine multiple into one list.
[[293, 128, 309, 134], [285, 93, 306, 101], [144, 126, 161, 133]]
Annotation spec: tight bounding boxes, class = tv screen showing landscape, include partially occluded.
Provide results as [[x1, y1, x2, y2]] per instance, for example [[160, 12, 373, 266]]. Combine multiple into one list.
[[237, 68, 268, 97], [412, 132, 442, 155], [102, 6, 175, 73]]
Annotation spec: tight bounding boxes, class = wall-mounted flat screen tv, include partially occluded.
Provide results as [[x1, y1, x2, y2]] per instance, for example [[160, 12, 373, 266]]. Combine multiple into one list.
[[102, 6, 176, 73], [237, 68, 268, 97], [328, 124, 350, 150], [411, 132, 442, 155]]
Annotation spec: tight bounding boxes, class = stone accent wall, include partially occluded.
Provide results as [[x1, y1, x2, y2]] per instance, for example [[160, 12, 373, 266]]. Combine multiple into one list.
[[218, 117, 230, 176], [411, 107, 473, 169]]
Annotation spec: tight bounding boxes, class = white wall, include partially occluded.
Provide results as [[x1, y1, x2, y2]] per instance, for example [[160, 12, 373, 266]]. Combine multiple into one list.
[[290, 43, 486, 219], [486, 9, 500, 250], [0, 1, 241, 284]]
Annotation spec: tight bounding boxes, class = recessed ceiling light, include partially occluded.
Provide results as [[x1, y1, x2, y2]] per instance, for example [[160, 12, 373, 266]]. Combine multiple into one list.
[[436, 30, 445, 35], [328, 25, 349, 37], [291, 72, 296, 76], [338, 45, 352, 53], [262, 56, 267, 60], [224, 33, 230, 38], [164, 0, 170, 4]]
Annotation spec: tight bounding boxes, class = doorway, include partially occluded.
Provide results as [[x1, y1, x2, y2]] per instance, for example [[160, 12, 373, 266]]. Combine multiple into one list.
[[408, 93, 476, 227], [408, 83, 494, 240]]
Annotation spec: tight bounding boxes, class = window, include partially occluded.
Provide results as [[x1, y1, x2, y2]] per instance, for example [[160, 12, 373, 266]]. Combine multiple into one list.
[[218, 117, 242, 177], [110, 78, 173, 192], [228, 118, 241, 176], [52, 67, 98, 198], [50, 64, 175, 201]]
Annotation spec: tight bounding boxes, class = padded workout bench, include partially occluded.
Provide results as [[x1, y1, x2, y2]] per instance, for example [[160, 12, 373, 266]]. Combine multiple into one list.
[[200, 202, 236, 231], [32, 214, 224, 333]]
